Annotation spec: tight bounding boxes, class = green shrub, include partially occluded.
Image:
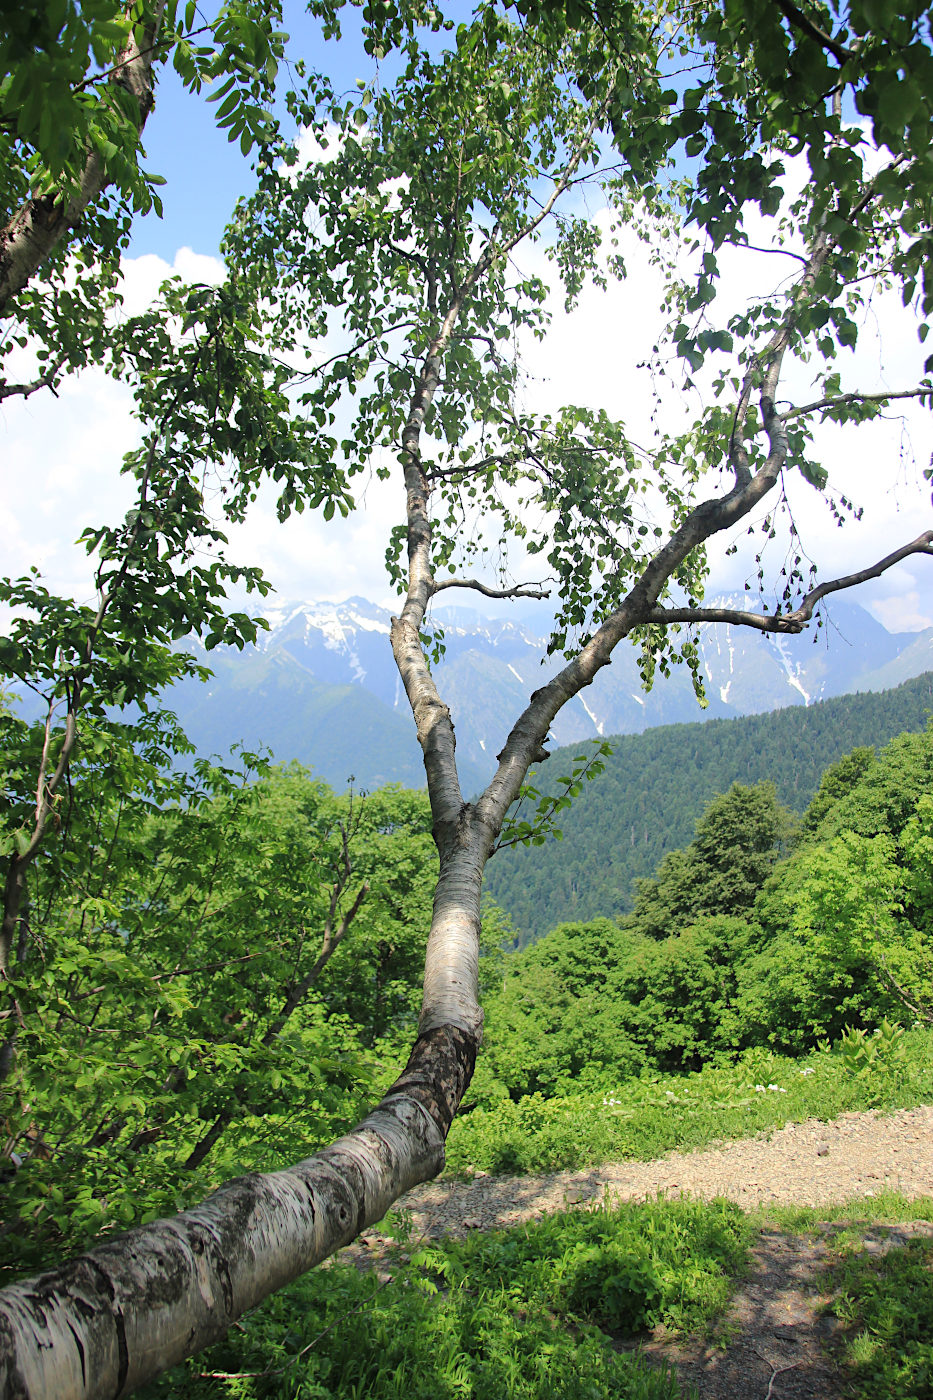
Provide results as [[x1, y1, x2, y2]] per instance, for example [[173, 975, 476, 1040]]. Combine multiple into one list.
[[448, 1028, 933, 1176]]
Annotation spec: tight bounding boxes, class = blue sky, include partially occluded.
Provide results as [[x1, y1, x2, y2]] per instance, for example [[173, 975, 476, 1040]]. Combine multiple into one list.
[[130, 4, 367, 261]]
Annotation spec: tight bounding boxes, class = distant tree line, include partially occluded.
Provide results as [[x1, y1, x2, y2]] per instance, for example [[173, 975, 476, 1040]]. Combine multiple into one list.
[[475, 725, 933, 1101], [485, 671, 933, 944]]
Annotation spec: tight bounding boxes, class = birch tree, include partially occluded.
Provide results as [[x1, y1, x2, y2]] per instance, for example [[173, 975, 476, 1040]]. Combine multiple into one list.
[[0, 0, 303, 418], [1, 2, 932, 1396]]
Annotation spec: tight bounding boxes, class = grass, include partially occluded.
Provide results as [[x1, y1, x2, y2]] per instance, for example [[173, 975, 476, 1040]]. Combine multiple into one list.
[[753, 1196, 933, 1400], [822, 1228, 933, 1398], [140, 1191, 933, 1400], [833, 1243, 933, 1399], [141, 1027, 933, 1399], [762, 1192, 933, 1233], [144, 1195, 754, 1400], [446, 1026, 933, 1176]]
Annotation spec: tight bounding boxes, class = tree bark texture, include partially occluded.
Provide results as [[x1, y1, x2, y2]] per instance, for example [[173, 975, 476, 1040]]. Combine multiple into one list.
[[0, 4, 164, 315], [0, 1017, 477, 1400]]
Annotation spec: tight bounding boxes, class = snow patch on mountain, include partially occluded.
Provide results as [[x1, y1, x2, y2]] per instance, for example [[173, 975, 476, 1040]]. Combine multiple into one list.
[[346, 609, 391, 634], [767, 632, 812, 700], [772, 633, 812, 705], [580, 696, 605, 735], [315, 617, 367, 684], [719, 627, 736, 705]]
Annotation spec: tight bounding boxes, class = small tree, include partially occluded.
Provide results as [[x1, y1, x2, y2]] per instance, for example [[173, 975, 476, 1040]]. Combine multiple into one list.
[[1, 2, 932, 1395]]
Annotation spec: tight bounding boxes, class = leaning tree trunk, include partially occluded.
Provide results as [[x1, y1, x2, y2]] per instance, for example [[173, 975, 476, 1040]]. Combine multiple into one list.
[[0, 837, 486, 1400]]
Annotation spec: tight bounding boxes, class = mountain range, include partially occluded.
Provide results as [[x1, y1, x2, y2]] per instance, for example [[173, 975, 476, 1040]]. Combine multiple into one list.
[[162, 594, 933, 792]]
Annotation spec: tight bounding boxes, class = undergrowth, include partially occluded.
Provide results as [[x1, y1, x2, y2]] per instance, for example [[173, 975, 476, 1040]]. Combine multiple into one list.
[[145, 1195, 751, 1399], [824, 1232, 933, 1399], [447, 1025, 933, 1176], [142, 1190, 933, 1400]]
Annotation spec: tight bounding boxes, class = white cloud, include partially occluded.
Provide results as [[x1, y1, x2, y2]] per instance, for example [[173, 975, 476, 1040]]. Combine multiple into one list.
[[871, 588, 933, 634], [5, 155, 932, 636], [516, 185, 933, 631]]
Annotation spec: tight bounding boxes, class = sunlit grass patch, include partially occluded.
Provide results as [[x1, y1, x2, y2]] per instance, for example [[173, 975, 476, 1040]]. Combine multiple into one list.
[[447, 1027, 933, 1176], [762, 1193, 933, 1234]]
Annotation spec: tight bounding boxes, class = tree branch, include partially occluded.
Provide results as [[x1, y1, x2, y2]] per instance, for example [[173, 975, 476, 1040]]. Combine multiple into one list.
[[784, 386, 932, 420], [774, 0, 855, 64], [0, 356, 67, 402], [0, 1, 166, 314], [644, 531, 933, 633], [431, 578, 550, 600]]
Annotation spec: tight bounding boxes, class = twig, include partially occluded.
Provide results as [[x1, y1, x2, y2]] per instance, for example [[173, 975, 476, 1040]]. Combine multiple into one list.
[[784, 387, 932, 421], [0, 355, 67, 401], [753, 1347, 799, 1399], [432, 578, 550, 601], [754, 1350, 800, 1399]]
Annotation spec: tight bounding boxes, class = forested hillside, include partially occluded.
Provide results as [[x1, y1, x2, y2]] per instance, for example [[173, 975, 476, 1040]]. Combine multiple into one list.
[[485, 672, 933, 945], [469, 722, 933, 1118]]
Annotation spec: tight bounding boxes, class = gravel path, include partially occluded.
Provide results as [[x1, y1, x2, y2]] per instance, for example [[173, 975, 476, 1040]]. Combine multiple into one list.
[[383, 1104, 933, 1239], [344, 1105, 933, 1400]]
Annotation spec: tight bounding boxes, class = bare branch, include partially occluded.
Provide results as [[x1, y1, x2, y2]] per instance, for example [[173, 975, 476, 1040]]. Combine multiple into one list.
[[644, 531, 933, 633], [432, 578, 550, 601], [71, 22, 214, 92], [785, 530, 933, 618], [0, 356, 67, 401], [725, 239, 809, 266], [489, 91, 612, 265], [876, 950, 933, 1026], [784, 386, 932, 420]]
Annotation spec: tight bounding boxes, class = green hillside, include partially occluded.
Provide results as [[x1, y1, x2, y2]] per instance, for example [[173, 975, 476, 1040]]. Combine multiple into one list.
[[484, 672, 933, 945]]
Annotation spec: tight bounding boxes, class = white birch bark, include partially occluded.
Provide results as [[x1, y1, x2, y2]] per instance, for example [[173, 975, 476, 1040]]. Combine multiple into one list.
[[0, 1044, 462, 1400], [0, 4, 164, 315]]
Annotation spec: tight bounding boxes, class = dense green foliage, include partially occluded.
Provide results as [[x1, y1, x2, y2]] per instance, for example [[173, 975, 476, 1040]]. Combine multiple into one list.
[[4, 699, 933, 1395], [0, 745, 436, 1282], [473, 724, 933, 1107], [451, 1025, 933, 1176], [485, 673, 933, 943], [4, 706, 932, 1287]]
